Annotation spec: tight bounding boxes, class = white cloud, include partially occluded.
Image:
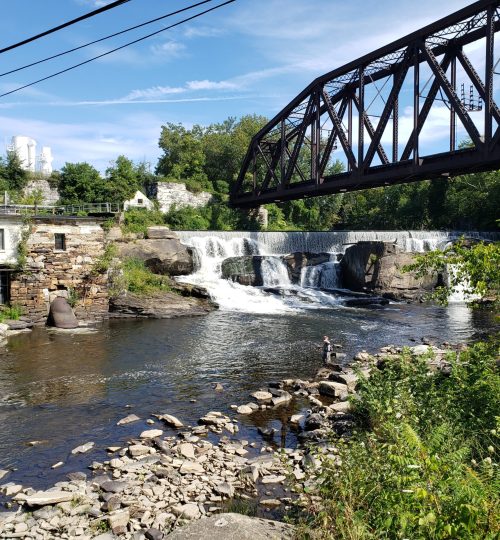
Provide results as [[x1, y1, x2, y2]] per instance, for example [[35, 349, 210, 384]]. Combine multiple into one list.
[[186, 79, 237, 91], [150, 40, 186, 59], [183, 26, 224, 39], [124, 86, 185, 100]]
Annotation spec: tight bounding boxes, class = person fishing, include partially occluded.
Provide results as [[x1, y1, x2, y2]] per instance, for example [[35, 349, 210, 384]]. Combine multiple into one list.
[[321, 335, 332, 364]]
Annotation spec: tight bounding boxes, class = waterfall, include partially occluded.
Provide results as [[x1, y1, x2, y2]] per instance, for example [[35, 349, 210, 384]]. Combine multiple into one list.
[[300, 261, 341, 289], [177, 230, 498, 312], [261, 257, 291, 287]]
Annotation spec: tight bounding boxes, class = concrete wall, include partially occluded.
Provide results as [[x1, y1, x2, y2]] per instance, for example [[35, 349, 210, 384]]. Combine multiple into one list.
[[23, 178, 59, 205]]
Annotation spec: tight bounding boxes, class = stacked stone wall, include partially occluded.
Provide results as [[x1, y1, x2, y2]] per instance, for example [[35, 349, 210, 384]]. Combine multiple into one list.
[[10, 220, 108, 323], [150, 182, 212, 214]]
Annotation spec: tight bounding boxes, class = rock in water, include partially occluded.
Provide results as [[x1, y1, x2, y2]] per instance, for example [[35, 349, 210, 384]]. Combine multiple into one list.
[[47, 297, 78, 329]]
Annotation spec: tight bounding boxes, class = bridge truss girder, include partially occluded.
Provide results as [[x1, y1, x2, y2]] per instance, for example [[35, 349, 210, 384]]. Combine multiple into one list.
[[230, 0, 500, 208]]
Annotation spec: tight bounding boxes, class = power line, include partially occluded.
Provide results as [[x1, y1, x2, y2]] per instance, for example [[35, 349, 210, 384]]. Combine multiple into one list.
[[0, 0, 215, 78], [0, 0, 132, 55], [0, 0, 236, 99]]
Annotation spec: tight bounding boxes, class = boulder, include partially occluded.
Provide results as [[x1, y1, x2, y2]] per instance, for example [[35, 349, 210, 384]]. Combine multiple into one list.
[[157, 414, 184, 428], [319, 381, 349, 399], [340, 241, 438, 301], [46, 297, 78, 329], [109, 291, 215, 319], [118, 238, 194, 276], [147, 226, 177, 240], [221, 256, 265, 286], [165, 513, 294, 539]]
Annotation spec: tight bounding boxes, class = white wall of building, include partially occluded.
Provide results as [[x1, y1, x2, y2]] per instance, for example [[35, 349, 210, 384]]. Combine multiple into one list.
[[124, 190, 154, 211], [0, 216, 23, 266]]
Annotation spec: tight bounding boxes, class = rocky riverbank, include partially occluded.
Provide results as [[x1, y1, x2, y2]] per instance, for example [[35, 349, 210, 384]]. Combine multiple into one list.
[[0, 339, 464, 539]]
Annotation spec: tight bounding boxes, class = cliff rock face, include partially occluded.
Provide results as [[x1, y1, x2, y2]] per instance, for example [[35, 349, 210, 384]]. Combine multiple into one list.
[[340, 241, 438, 300], [149, 182, 212, 214], [117, 237, 194, 276]]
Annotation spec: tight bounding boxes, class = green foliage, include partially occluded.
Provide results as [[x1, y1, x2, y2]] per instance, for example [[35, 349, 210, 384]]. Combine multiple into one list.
[[66, 288, 80, 308], [0, 151, 30, 192], [120, 258, 171, 295], [104, 155, 141, 205], [403, 240, 500, 305], [16, 218, 33, 271], [58, 162, 106, 205], [91, 243, 118, 275], [296, 340, 500, 539], [122, 207, 166, 234], [0, 304, 23, 321]]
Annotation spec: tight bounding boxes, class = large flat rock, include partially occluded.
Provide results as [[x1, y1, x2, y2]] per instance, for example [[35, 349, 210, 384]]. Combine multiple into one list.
[[109, 291, 216, 319], [165, 513, 294, 539]]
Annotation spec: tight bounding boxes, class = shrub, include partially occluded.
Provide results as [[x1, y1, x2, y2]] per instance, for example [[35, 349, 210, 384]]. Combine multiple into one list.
[[0, 304, 23, 321], [295, 340, 500, 539], [122, 208, 165, 235], [121, 258, 171, 295]]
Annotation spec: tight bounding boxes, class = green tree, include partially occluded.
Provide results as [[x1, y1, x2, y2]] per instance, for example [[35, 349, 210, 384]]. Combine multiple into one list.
[[104, 155, 140, 204], [404, 240, 500, 305], [156, 123, 209, 192], [1, 150, 29, 192], [58, 162, 106, 204]]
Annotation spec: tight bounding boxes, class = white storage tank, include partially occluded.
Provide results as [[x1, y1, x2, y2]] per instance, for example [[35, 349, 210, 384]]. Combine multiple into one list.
[[10, 135, 37, 172], [37, 146, 53, 175]]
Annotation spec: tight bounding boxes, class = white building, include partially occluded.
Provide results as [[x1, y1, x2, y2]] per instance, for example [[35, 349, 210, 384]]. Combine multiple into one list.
[[123, 190, 154, 211], [8, 136, 53, 175]]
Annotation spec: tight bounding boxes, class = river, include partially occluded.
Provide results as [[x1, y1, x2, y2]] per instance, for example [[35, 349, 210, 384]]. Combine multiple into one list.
[[0, 230, 497, 494]]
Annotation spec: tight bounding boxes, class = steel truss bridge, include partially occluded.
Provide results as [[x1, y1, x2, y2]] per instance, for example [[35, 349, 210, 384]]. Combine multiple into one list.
[[230, 0, 500, 208]]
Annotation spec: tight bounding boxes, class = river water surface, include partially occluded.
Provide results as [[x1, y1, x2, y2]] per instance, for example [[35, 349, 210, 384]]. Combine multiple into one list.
[[0, 303, 496, 493]]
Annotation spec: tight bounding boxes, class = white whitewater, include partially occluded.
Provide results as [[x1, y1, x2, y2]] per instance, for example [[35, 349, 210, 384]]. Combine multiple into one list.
[[177, 230, 497, 312]]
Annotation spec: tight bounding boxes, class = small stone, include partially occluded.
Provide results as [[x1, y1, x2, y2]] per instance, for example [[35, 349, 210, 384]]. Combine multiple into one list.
[[140, 429, 163, 439], [2, 484, 23, 496], [178, 443, 195, 459], [214, 383, 224, 391], [0, 470, 9, 480], [129, 444, 151, 457], [259, 499, 282, 507], [290, 414, 304, 424], [71, 441, 95, 454], [146, 419, 155, 425], [117, 414, 140, 426], [251, 391, 273, 402], [100, 480, 128, 493], [108, 509, 129, 535], [214, 482, 234, 498], [319, 381, 348, 399], [51, 461, 64, 469], [236, 405, 253, 415], [171, 503, 201, 520], [179, 461, 204, 475], [157, 414, 184, 428], [145, 528, 164, 540], [22, 490, 73, 506], [261, 475, 286, 484]]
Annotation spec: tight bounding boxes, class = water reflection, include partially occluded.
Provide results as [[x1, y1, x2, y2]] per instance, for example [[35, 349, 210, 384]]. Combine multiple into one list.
[[0, 304, 496, 489]]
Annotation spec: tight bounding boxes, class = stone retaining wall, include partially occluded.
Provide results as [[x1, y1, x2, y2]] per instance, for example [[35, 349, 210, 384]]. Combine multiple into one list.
[[10, 219, 108, 323]]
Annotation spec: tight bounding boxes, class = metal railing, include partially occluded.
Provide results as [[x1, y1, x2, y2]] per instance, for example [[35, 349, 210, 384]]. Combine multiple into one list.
[[0, 202, 121, 216]]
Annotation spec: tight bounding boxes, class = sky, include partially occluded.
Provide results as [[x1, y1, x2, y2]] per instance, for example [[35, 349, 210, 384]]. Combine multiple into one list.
[[0, 0, 488, 173]]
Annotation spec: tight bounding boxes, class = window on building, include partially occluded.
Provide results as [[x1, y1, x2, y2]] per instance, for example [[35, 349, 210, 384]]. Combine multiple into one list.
[[54, 233, 66, 251], [0, 229, 4, 251], [137, 199, 143, 204], [0, 272, 10, 305]]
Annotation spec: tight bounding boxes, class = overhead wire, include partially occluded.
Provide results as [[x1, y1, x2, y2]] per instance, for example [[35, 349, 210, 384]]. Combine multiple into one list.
[[0, 0, 236, 99], [0, 0, 215, 78], [0, 0, 132, 55]]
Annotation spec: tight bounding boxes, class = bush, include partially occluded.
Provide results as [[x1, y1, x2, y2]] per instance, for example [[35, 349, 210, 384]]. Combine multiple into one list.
[[121, 258, 171, 295], [122, 208, 165, 235], [0, 304, 23, 321], [295, 340, 500, 539]]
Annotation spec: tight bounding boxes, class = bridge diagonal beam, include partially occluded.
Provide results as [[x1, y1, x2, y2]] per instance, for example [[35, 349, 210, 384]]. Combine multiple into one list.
[[457, 49, 500, 124], [420, 43, 484, 149], [352, 94, 390, 165], [363, 53, 412, 168], [319, 98, 349, 177], [322, 91, 357, 170], [401, 52, 453, 161]]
